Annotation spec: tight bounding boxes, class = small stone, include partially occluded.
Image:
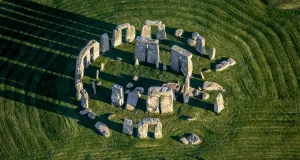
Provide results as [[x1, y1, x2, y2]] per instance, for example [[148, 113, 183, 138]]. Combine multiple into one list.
[[116, 57, 122, 61], [88, 112, 96, 119], [174, 29, 183, 37], [187, 39, 196, 46], [79, 108, 92, 115], [125, 91, 140, 110], [187, 117, 197, 121], [198, 86, 202, 91], [95, 122, 111, 137], [126, 83, 133, 88], [97, 81, 102, 86], [203, 68, 211, 73], [108, 113, 116, 120], [132, 76, 139, 81], [200, 72, 205, 80], [125, 90, 130, 94], [96, 69, 99, 79], [180, 137, 189, 144], [163, 63, 167, 71], [134, 87, 144, 94], [100, 63, 104, 72], [214, 93, 224, 114], [209, 48, 216, 60], [135, 58, 139, 66], [187, 134, 201, 145]]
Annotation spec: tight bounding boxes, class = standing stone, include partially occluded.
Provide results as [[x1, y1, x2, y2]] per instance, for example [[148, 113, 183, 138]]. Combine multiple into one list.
[[156, 61, 159, 69], [160, 93, 174, 113], [126, 25, 136, 42], [111, 84, 124, 107], [100, 33, 109, 53], [134, 36, 148, 62], [183, 76, 190, 103], [95, 122, 111, 137], [141, 24, 151, 38], [171, 45, 193, 77], [135, 58, 139, 66], [100, 63, 104, 72], [147, 43, 160, 65], [134, 87, 144, 94], [137, 122, 148, 139], [214, 93, 224, 113], [175, 29, 183, 37], [209, 48, 216, 60], [163, 63, 167, 71], [76, 79, 83, 100], [192, 32, 199, 40], [96, 69, 99, 79], [92, 81, 96, 95], [154, 122, 162, 139], [196, 36, 205, 55], [187, 39, 196, 46], [146, 87, 174, 114], [125, 91, 140, 110], [157, 24, 167, 40], [80, 89, 89, 109], [112, 29, 122, 47], [123, 119, 133, 135]]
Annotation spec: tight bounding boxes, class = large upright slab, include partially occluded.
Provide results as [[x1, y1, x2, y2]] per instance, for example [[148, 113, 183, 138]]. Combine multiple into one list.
[[214, 93, 224, 113], [147, 43, 160, 64], [123, 119, 133, 135], [171, 45, 193, 77], [134, 37, 148, 62], [125, 91, 140, 110], [134, 36, 160, 65], [146, 87, 173, 114], [100, 33, 109, 53], [80, 89, 89, 109], [183, 76, 190, 103], [196, 36, 205, 55], [111, 84, 124, 107]]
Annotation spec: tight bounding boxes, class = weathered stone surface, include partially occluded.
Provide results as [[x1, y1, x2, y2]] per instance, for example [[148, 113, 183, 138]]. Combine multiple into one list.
[[95, 122, 111, 137], [96, 69, 99, 79], [79, 108, 92, 115], [123, 118, 133, 135], [215, 58, 236, 71], [111, 84, 124, 107], [126, 25, 136, 42], [80, 89, 89, 108], [125, 90, 130, 94], [157, 24, 167, 40], [196, 36, 205, 55], [214, 93, 224, 113], [154, 122, 162, 138], [134, 58, 139, 66], [116, 23, 130, 30], [141, 24, 151, 38], [192, 32, 199, 40], [141, 20, 166, 40], [134, 87, 144, 94], [145, 20, 162, 26], [75, 40, 100, 79], [163, 63, 167, 71], [134, 37, 148, 62], [100, 33, 109, 53], [180, 137, 189, 144], [76, 79, 83, 100], [209, 48, 216, 60], [135, 36, 160, 65], [132, 76, 139, 81], [187, 38, 196, 46], [88, 112, 96, 119], [142, 118, 161, 125], [100, 63, 104, 72], [183, 76, 190, 103], [108, 113, 116, 120], [175, 29, 183, 37], [187, 134, 201, 145], [126, 91, 140, 110], [92, 81, 96, 95], [137, 122, 148, 139], [112, 29, 122, 47], [202, 81, 225, 91], [189, 88, 210, 100], [162, 83, 181, 95], [146, 87, 173, 114], [147, 43, 160, 65], [171, 45, 193, 77], [126, 83, 133, 89]]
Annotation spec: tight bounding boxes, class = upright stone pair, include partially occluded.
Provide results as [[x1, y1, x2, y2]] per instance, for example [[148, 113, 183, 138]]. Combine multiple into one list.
[[138, 118, 162, 139], [141, 20, 166, 40], [112, 23, 136, 47], [171, 45, 193, 77], [146, 87, 174, 114], [134, 36, 160, 65]]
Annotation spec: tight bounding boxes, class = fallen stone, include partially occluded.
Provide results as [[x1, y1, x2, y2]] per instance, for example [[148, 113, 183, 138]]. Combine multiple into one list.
[[147, 87, 174, 114], [187, 38, 196, 46], [79, 108, 92, 115], [203, 68, 211, 73], [202, 81, 225, 91], [96, 69, 99, 79], [209, 48, 216, 60], [163, 63, 167, 71], [125, 90, 130, 94], [187, 117, 197, 121], [134, 87, 144, 94], [175, 29, 183, 37], [125, 91, 140, 110], [132, 76, 139, 81], [180, 137, 189, 144], [214, 93, 224, 114], [162, 83, 181, 95], [88, 112, 96, 119], [187, 134, 201, 145], [123, 118, 133, 135], [171, 45, 193, 77], [95, 122, 111, 137], [189, 88, 210, 100], [126, 83, 133, 89], [215, 58, 236, 71], [196, 36, 205, 55]]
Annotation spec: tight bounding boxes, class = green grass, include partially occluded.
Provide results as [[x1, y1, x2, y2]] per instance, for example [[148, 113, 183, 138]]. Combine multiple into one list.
[[0, 0, 299, 159]]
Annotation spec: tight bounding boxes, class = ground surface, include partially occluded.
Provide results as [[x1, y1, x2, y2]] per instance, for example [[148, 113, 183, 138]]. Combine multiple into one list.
[[0, 0, 299, 159]]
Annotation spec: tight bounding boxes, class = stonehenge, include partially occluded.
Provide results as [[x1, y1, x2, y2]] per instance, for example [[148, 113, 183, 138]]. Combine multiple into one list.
[[123, 119, 133, 135], [171, 45, 193, 77], [111, 84, 124, 107], [138, 118, 162, 139], [141, 20, 166, 40], [100, 33, 109, 53], [146, 87, 174, 114], [214, 93, 224, 113], [196, 35, 205, 55], [125, 91, 140, 110], [215, 58, 236, 71], [134, 36, 160, 65], [95, 122, 111, 137], [112, 23, 136, 47], [80, 89, 89, 109]]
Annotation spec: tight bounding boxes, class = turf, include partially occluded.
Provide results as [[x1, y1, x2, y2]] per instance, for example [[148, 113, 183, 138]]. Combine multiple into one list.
[[0, 0, 299, 159]]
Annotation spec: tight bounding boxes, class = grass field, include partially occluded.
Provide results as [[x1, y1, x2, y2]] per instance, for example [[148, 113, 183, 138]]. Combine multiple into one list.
[[0, 0, 299, 159]]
